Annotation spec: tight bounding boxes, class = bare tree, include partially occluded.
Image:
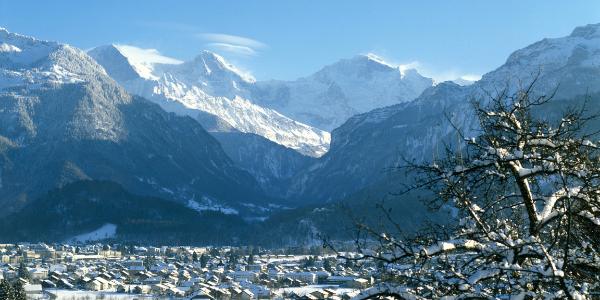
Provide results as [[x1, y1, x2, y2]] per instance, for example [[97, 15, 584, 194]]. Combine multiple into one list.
[[330, 80, 600, 299]]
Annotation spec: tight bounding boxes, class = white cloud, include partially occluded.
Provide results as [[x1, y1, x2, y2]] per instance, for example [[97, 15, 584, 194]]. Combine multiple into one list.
[[398, 61, 421, 73], [199, 33, 266, 49], [207, 43, 257, 56], [198, 33, 267, 57], [114, 44, 182, 65], [459, 74, 482, 82]]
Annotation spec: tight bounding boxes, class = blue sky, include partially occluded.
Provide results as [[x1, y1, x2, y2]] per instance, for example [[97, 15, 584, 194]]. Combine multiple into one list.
[[1, 1, 599, 81]]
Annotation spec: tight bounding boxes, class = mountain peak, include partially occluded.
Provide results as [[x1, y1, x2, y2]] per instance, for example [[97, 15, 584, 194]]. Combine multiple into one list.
[[340, 53, 423, 79], [0, 27, 59, 66], [88, 44, 144, 82], [360, 53, 397, 68], [192, 50, 255, 83]]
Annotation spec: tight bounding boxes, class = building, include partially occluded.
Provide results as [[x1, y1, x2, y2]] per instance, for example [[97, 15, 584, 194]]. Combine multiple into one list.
[[286, 272, 317, 284], [230, 271, 258, 283]]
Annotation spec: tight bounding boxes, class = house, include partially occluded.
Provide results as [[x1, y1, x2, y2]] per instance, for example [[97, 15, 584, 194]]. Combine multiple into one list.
[[144, 276, 163, 285], [190, 288, 215, 300], [345, 278, 370, 289], [23, 284, 43, 298], [314, 271, 331, 283], [86, 277, 114, 291], [58, 278, 75, 289], [41, 280, 57, 289], [245, 264, 265, 272], [208, 286, 232, 300], [286, 272, 317, 284], [30, 267, 49, 280], [310, 290, 333, 299], [231, 271, 258, 283], [325, 275, 355, 285], [231, 288, 254, 300], [267, 269, 284, 280], [124, 260, 145, 274]]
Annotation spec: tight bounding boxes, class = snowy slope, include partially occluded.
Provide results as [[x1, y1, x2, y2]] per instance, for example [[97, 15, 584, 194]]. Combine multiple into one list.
[[67, 223, 117, 243], [89, 45, 330, 157], [251, 54, 433, 130], [89, 46, 433, 155], [479, 23, 600, 97], [0, 27, 106, 90]]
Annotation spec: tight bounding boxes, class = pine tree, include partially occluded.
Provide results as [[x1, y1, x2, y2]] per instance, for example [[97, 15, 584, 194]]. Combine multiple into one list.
[[17, 262, 30, 281], [11, 281, 26, 300], [323, 259, 333, 273], [200, 254, 209, 268], [0, 279, 14, 300]]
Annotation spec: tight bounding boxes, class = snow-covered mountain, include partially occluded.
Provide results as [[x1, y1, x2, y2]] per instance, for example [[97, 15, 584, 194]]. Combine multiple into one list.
[[478, 23, 600, 98], [0, 28, 275, 219], [251, 54, 433, 131], [89, 46, 434, 156], [89, 45, 330, 157], [288, 23, 600, 203]]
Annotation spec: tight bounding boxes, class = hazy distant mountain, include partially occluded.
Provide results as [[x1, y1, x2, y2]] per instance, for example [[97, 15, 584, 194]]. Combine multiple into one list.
[[251, 54, 433, 131], [0, 28, 274, 219]]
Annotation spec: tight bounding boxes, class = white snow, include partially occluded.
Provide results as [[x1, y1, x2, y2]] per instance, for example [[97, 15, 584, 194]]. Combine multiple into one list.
[[187, 197, 239, 215], [479, 23, 600, 96], [252, 54, 433, 131], [67, 223, 117, 243], [0, 42, 21, 53], [276, 285, 358, 297], [0, 28, 108, 91], [89, 46, 330, 156], [111, 44, 182, 80]]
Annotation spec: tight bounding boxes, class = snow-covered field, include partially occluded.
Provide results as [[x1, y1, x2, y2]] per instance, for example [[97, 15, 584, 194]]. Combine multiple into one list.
[[66, 224, 117, 243]]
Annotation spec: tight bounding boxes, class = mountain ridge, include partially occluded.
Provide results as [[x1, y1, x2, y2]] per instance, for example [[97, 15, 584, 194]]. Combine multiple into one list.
[[0, 28, 275, 219], [89, 45, 331, 157]]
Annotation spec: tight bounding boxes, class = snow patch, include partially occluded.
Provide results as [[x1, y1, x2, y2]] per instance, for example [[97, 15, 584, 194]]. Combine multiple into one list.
[[0, 43, 21, 53], [67, 224, 117, 243], [187, 197, 239, 215]]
